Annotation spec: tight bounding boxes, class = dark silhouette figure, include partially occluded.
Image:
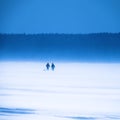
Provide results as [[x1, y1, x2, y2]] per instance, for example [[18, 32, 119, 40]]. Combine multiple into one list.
[[51, 63, 55, 71], [46, 63, 50, 70]]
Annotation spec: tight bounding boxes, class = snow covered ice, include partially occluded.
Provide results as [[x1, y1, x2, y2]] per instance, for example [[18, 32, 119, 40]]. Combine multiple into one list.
[[0, 62, 120, 120]]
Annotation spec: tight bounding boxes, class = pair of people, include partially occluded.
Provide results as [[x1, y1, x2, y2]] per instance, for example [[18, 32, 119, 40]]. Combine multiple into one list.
[[46, 63, 55, 71]]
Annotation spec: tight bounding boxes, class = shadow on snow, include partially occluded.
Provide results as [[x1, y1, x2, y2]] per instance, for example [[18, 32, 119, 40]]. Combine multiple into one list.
[[0, 107, 35, 115]]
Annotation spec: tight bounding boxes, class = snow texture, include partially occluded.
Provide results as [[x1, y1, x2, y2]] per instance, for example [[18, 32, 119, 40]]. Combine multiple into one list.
[[0, 62, 120, 120]]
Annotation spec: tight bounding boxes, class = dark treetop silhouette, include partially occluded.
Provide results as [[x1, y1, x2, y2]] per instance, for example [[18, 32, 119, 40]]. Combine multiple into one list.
[[0, 33, 120, 62]]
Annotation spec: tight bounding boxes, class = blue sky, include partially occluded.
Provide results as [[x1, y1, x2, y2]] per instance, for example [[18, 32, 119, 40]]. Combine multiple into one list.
[[0, 0, 120, 33]]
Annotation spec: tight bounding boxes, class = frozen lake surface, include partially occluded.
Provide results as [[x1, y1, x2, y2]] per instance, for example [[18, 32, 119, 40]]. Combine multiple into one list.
[[0, 62, 120, 120]]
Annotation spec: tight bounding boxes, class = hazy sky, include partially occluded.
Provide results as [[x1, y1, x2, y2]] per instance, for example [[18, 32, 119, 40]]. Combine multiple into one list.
[[0, 0, 120, 33]]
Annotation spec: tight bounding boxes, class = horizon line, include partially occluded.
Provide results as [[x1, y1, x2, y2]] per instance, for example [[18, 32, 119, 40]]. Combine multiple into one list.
[[0, 32, 120, 35]]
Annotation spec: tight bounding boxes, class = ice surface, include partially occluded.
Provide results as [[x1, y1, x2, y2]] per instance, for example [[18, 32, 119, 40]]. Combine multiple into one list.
[[0, 62, 120, 120]]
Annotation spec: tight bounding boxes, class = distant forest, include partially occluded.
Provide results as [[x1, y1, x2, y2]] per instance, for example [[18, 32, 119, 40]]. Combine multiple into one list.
[[0, 33, 120, 62]]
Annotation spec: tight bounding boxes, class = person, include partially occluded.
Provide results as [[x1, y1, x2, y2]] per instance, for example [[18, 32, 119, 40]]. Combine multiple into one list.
[[51, 63, 55, 71], [46, 63, 50, 70]]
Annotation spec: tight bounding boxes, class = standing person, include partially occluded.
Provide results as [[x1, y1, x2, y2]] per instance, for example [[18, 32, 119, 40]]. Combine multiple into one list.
[[46, 63, 50, 70], [51, 63, 55, 71]]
